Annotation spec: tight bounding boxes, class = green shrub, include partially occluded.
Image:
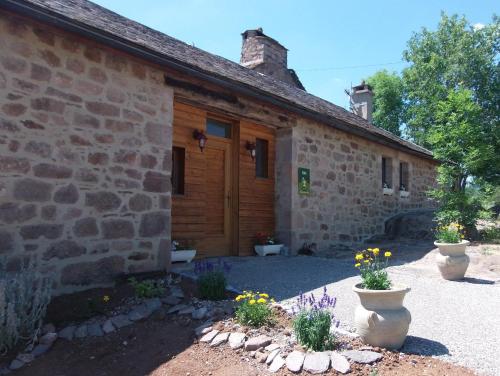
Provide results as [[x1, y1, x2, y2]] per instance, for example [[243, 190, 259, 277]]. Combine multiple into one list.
[[481, 226, 500, 244], [197, 271, 226, 300], [0, 260, 52, 353], [235, 291, 274, 327], [292, 288, 338, 351], [128, 277, 165, 298], [355, 248, 392, 290]]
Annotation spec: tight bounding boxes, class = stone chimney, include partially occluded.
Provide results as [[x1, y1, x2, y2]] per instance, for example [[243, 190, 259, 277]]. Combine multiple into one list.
[[240, 28, 305, 90], [350, 81, 374, 123]]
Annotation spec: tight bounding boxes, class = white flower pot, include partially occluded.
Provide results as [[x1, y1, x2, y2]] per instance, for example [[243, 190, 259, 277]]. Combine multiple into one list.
[[399, 190, 410, 198], [171, 249, 197, 263], [353, 283, 411, 350], [434, 240, 470, 280], [254, 244, 283, 256], [383, 188, 394, 196]]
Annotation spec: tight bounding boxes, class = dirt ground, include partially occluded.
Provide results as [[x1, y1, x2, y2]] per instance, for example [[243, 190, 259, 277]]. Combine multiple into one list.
[[10, 313, 477, 376], [7, 277, 480, 376]]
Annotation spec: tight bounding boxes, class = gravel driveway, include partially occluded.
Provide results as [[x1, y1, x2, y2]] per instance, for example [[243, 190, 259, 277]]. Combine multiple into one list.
[[174, 245, 500, 375]]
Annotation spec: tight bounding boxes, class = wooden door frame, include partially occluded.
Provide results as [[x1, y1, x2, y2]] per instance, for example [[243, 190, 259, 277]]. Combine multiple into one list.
[[206, 112, 240, 257]]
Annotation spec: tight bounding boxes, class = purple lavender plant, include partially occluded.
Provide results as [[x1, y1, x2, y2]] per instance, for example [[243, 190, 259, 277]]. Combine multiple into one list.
[[194, 258, 231, 276], [292, 286, 340, 327]]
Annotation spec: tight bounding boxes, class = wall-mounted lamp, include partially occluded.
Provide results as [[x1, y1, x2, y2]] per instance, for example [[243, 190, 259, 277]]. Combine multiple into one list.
[[245, 141, 256, 160], [193, 130, 207, 152]]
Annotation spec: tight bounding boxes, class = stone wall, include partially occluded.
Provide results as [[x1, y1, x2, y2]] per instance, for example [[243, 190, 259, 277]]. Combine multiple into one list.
[[276, 119, 438, 254], [0, 13, 173, 294]]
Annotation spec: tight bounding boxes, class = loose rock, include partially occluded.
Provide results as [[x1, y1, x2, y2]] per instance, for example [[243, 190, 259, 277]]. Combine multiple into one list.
[[330, 352, 350, 374], [303, 352, 330, 374], [269, 355, 285, 373], [102, 319, 116, 334], [266, 348, 281, 365], [9, 360, 24, 371], [144, 298, 161, 312], [192, 307, 208, 320], [16, 354, 34, 363], [32, 344, 51, 357], [74, 324, 88, 338], [111, 314, 132, 328], [168, 304, 188, 314], [58, 325, 76, 340], [39, 332, 57, 345], [228, 332, 246, 349], [200, 329, 219, 343], [265, 343, 280, 352], [244, 335, 272, 351], [342, 350, 383, 364], [162, 296, 181, 306], [286, 350, 305, 373], [210, 332, 230, 347], [87, 323, 104, 337]]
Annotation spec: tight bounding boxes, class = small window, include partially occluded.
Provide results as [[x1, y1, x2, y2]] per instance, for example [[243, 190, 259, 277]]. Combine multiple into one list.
[[172, 147, 185, 195], [400, 162, 409, 191], [382, 157, 393, 188], [255, 138, 269, 178], [206, 118, 231, 138]]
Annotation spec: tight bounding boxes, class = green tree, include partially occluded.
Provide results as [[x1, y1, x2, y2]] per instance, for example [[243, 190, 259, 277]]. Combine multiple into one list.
[[366, 13, 499, 233], [402, 13, 499, 158], [428, 89, 494, 231], [365, 70, 404, 136]]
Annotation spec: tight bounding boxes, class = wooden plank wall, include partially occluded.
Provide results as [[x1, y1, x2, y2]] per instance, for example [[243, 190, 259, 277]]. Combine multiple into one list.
[[172, 102, 276, 256], [238, 121, 276, 256], [171, 102, 207, 247]]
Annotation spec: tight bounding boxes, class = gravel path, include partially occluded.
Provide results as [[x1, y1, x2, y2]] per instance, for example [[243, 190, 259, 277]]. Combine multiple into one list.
[[176, 251, 500, 376]]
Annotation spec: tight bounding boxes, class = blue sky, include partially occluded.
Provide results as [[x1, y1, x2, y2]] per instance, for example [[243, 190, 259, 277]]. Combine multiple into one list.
[[93, 0, 498, 108]]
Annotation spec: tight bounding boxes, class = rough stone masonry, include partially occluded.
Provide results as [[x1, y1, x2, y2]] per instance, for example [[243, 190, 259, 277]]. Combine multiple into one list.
[[0, 12, 173, 294]]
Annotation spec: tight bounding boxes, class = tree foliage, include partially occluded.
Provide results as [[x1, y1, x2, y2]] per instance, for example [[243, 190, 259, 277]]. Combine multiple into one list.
[[367, 13, 499, 231], [365, 70, 404, 136]]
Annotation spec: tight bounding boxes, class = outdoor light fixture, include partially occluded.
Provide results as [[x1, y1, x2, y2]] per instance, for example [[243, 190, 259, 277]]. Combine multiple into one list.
[[193, 130, 207, 152], [246, 141, 256, 160]]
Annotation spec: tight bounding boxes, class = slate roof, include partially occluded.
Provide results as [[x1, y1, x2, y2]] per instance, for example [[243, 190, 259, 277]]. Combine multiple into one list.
[[8, 0, 433, 158]]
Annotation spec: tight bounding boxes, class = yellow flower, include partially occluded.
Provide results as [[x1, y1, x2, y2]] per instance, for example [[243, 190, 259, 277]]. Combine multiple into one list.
[[354, 263, 361, 268], [103, 295, 110, 303], [363, 259, 370, 264], [372, 248, 380, 256], [249, 299, 256, 305], [384, 251, 392, 258], [260, 293, 269, 298], [355, 254, 364, 261], [257, 298, 266, 304], [235, 295, 244, 302]]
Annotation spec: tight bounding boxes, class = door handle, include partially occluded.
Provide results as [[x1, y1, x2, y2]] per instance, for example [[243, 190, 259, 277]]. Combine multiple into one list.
[[226, 194, 230, 207]]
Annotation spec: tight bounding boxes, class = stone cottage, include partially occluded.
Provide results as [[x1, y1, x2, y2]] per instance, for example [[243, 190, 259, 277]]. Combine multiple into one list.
[[0, 0, 437, 294]]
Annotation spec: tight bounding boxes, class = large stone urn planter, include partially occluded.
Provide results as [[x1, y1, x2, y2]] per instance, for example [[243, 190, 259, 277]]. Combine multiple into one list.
[[353, 283, 411, 350], [434, 240, 470, 280]]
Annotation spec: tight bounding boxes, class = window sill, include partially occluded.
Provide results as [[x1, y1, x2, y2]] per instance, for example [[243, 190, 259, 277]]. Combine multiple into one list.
[[383, 188, 394, 196]]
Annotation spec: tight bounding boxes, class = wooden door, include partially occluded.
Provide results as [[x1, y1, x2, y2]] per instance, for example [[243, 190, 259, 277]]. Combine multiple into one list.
[[199, 136, 233, 256]]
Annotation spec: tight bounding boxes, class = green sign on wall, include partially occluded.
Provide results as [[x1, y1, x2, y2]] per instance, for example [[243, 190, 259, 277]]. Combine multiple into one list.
[[298, 167, 310, 195]]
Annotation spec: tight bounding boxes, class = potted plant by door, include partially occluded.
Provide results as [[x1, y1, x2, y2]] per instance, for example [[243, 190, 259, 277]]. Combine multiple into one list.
[[352, 248, 411, 350], [383, 182, 394, 196], [434, 223, 470, 280], [399, 184, 410, 198], [171, 240, 197, 263], [253, 233, 283, 256]]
